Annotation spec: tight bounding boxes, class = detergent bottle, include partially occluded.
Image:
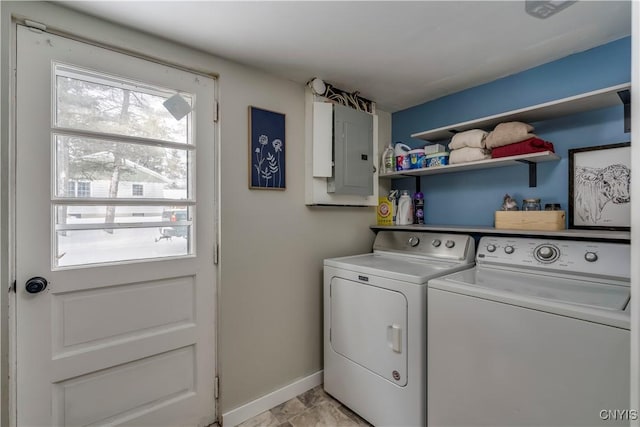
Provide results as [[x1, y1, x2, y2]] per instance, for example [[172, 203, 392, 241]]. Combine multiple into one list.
[[394, 143, 411, 171], [413, 191, 425, 224], [396, 190, 414, 225], [380, 144, 395, 174]]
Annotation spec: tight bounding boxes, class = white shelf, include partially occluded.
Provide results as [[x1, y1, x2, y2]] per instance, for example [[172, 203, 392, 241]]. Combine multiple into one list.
[[379, 151, 559, 179], [411, 83, 630, 142], [370, 224, 630, 242]]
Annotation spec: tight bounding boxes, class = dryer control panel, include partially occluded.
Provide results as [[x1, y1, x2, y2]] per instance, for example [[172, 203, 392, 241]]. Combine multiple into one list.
[[477, 236, 630, 281], [373, 231, 475, 263]]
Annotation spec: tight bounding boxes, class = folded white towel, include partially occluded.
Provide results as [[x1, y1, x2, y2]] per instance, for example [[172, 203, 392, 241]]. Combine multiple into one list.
[[485, 122, 536, 149], [449, 147, 491, 164], [448, 129, 488, 150]]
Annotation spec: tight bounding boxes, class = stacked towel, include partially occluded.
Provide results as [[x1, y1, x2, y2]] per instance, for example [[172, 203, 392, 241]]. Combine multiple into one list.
[[444, 122, 553, 165], [485, 122, 536, 149], [449, 129, 488, 150], [449, 147, 491, 164], [491, 137, 555, 159], [445, 129, 489, 165]]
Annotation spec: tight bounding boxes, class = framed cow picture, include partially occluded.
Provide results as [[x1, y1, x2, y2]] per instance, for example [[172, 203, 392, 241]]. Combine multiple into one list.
[[568, 142, 630, 230]]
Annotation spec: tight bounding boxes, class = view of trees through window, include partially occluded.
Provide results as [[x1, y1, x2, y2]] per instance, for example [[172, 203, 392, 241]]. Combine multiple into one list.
[[53, 65, 194, 266]]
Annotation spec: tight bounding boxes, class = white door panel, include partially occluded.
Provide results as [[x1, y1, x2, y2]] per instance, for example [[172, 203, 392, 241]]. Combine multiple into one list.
[[53, 347, 196, 427], [16, 26, 216, 426]]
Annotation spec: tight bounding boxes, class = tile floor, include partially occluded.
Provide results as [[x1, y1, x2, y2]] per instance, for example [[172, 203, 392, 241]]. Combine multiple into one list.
[[236, 385, 372, 427]]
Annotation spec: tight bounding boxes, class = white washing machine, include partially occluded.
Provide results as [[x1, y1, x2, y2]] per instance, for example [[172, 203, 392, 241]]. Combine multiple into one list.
[[324, 230, 475, 426], [428, 236, 630, 427]]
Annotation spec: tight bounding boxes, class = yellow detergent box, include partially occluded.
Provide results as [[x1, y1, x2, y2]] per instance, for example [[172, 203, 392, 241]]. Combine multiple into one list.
[[377, 197, 394, 225]]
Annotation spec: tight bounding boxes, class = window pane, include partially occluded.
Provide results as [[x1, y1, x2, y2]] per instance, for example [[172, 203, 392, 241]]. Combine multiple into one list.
[[77, 182, 91, 197], [67, 181, 76, 197], [56, 228, 191, 267], [55, 66, 192, 144], [55, 135, 190, 200], [55, 205, 192, 267], [132, 184, 144, 196]]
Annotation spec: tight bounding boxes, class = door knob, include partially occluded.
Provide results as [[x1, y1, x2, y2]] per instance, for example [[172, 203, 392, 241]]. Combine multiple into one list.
[[25, 277, 47, 294]]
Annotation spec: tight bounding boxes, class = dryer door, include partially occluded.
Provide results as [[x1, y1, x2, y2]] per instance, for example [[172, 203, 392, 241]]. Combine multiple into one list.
[[330, 277, 407, 386]]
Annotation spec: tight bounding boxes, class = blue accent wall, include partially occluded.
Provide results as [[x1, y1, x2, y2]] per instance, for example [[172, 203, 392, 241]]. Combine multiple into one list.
[[391, 37, 631, 226]]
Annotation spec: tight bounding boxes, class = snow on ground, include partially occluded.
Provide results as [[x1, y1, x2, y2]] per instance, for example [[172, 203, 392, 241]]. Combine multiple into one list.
[[57, 216, 190, 267]]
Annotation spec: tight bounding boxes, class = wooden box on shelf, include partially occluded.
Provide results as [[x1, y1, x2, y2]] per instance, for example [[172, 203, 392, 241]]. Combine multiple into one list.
[[495, 210, 566, 231]]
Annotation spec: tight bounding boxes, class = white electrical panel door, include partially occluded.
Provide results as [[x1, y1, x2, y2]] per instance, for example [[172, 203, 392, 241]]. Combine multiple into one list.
[[312, 102, 333, 177], [330, 277, 407, 386], [329, 104, 374, 196]]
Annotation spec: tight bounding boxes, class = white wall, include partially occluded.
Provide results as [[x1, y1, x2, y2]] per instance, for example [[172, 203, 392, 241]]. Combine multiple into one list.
[[0, 0, 380, 420], [217, 64, 379, 412], [0, 4, 8, 426], [631, 0, 639, 420]]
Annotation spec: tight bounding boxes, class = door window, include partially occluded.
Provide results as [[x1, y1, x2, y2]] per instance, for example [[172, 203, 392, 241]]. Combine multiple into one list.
[[53, 64, 195, 268]]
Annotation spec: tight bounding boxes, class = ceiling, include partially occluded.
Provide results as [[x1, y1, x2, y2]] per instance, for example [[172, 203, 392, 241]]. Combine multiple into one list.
[[58, 1, 631, 112]]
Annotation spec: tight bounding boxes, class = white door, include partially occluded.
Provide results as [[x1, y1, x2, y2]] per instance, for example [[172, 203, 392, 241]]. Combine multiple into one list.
[[15, 25, 217, 426]]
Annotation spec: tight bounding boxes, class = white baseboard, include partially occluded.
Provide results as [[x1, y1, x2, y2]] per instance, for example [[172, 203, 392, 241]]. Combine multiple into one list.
[[221, 370, 323, 427]]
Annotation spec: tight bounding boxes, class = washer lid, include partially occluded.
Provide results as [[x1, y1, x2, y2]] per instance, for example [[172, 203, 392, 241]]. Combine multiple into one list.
[[436, 267, 629, 310], [325, 253, 471, 284]]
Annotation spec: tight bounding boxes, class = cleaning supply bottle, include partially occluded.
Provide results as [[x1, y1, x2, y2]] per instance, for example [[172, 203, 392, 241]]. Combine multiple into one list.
[[396, 190, 413, 225], [389, 190, 399, 224], [380, 144, 395, 174], [413, 191, 425, 224], [394, 143, 411, 171]]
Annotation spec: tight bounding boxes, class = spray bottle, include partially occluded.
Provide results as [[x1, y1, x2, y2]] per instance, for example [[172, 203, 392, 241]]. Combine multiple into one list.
[[388, 190, 399, 224]]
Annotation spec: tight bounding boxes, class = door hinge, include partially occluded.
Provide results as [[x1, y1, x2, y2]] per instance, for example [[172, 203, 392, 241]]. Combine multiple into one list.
[[9, 280, 16, 293], [214, 376, 220, 399], [213, 101, 219, 123], [213, 243, 219, 265], [24, 20, 47, 33]]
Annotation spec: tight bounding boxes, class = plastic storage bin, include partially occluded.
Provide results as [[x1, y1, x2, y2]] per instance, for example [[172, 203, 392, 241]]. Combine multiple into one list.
[[425, 152, 449, 167]]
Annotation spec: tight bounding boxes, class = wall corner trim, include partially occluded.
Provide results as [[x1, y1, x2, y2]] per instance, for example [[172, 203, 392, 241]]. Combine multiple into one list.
[[221, 370, 323, 427]]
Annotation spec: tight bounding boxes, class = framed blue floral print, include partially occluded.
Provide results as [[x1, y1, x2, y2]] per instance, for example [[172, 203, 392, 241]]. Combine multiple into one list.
[[249, 106, 286, 190]]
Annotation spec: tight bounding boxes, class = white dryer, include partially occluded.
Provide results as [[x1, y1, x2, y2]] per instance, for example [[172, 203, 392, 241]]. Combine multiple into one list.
[[428, 236, 630, 427], [324, 230, 475, 426]]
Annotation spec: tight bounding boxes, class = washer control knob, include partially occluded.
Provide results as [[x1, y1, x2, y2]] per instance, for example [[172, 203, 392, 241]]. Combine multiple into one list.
[[432, 239, 441, 248], [585, 251, 598, 262], [408, 236, 420, 247], [445, 240, 455, 248], [534, 244, 561, 263], [537, 246, 555, 259], [486, 244, 496, 253], [504, 246, 515, 254]]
